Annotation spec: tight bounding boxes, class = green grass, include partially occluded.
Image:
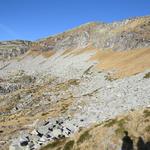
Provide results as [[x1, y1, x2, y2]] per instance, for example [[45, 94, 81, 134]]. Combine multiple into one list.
[[77, 130, 91, 144], [63, 140, 74, 150], [143, 72, 150, 79]]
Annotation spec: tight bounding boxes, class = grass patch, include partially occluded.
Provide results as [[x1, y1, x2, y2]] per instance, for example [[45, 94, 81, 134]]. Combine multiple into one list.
[[94, 122, 103, 128], [41, 139, 66, 150], [115, 119, 126, 135], [104, 119, 118, 127], [54, 83, 69, 91], [61, 105, 69, 114], [52, 79, 79, 92], [143, 72, 150, 79], [115, 127, 125, 135], [41, 112, 49, 116], [68, 79, 80, 86], [63, 140, 74, 150], [143, 109, 150, 118], [77, 130, 91, 144], [117, 119, 126, 127], [105, 75, 116, 82], [60, 100, 72, 114], [104, 118, 127, 136], [145, 125, 150, 132]]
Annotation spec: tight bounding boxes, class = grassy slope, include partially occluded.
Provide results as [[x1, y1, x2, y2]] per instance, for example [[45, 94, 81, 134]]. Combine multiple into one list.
[[41, 108, 150, 150]]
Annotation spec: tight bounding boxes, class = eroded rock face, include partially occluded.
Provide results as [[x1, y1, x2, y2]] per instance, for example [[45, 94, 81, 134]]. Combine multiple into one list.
[[31, 16, 150, 52], [0, 40, 32, 60]]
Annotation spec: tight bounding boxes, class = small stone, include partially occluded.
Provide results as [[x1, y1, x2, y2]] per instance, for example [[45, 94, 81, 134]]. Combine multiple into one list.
[[43, 121, 49, 126], [36, 131, 43, 137], [20, 141, 28, 146]]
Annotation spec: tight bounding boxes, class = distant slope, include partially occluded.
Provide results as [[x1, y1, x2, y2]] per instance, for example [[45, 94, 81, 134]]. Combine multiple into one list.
[[0, 40, 31, 60], [1, 16, 150, 60], [90, 47, 150, 78], [30, 16, 150, 52]]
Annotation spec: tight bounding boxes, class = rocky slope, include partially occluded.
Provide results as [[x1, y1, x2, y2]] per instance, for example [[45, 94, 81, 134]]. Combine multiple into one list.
[[40, 108, 150, 150], [0, 16, 150, 150], [31, 16, 150, 51]]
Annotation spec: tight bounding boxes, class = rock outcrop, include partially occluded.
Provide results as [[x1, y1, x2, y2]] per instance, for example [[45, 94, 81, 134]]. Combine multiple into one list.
[[0, 40, 32, 60], [31, 16, 150, 52]]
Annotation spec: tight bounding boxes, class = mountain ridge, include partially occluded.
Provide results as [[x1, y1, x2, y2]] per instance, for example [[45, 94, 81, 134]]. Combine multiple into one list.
[[1, 15, 150, 60]]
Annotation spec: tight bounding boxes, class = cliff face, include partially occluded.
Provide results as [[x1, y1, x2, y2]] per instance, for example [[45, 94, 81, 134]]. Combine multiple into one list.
[[0, 40, 31, 60], [0, 16, 150, 150]]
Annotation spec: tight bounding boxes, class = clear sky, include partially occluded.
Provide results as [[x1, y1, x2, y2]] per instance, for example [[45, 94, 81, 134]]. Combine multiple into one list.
[[0, 0, 150, 41]]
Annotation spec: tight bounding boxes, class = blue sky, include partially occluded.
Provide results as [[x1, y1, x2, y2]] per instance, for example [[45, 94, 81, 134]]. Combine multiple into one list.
[[0, 0, 150, 41]]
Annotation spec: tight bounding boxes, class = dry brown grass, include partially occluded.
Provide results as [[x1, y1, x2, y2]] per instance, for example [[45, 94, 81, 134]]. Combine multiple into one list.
[[89, 48, 150, 78], [40, 108, 150, 150], [0, 78, 75, 150], [0, 98, 72, 128], [0, 97, 73, 150], [61, 43, 150, 79], [26, 49, 55, 58], [61, 44, 97, 57], [55, 108, 150, 150], [112, 18, 148, 33]]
